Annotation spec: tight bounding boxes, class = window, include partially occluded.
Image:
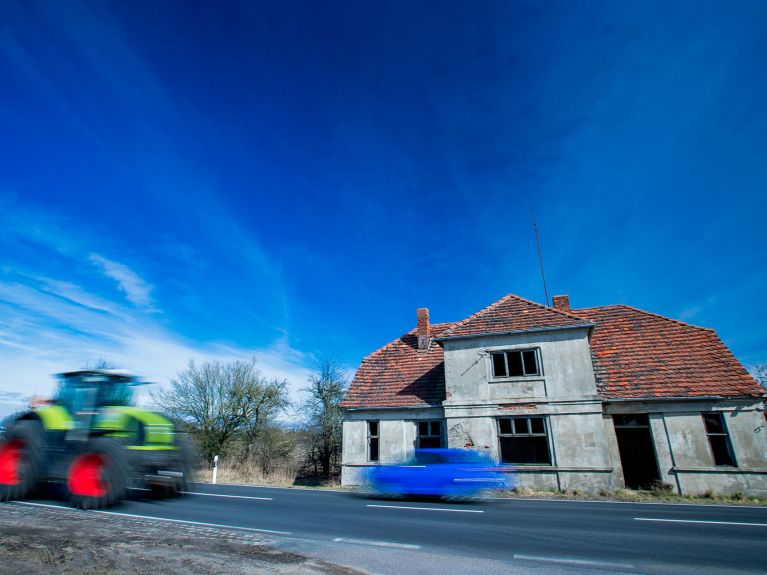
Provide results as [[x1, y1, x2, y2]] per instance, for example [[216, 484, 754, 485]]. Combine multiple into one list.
[[497, 416, 551, 464], [367, 421, 379, 462], [417, 420, 443, 448], [702, 413, 736, 467], [491, 349, 540, 377]]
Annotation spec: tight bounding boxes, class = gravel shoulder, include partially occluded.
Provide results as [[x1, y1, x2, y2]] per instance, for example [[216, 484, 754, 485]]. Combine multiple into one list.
[[0, 502, 362, 575]]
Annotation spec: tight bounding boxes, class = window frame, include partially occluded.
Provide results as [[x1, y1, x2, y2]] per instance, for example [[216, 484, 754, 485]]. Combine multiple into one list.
[[416, 419, 444, 449], [702, 412, 737, 468], [496, 415, 552, 465], [489, 348, 542, 379], [367, 420, 380, 462]]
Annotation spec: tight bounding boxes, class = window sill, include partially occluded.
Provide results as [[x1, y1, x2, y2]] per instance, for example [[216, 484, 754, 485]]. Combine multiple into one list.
[[489, 376, 545, 384], [672, 467, 767, 475], [497, 465, 614, 473]]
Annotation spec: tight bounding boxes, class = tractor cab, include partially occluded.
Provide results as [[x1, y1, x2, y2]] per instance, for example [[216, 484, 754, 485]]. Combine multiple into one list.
[[54, 370, 137, 413]]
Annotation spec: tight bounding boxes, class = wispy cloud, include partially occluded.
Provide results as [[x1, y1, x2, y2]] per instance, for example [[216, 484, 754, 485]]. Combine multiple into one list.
[[0, 276, 314, 416], [89, 253, 154, 309]]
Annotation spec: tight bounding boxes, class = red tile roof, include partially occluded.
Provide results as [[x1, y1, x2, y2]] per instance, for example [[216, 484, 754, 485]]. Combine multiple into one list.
[[576, 305, 763, 400], [440, 293, 589, 338], [340, 322, 455, 409], [342, 295, 763, 410]]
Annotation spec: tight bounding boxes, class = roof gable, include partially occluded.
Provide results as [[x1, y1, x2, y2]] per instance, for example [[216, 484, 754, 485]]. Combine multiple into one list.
[[440, 293, 589, 339]]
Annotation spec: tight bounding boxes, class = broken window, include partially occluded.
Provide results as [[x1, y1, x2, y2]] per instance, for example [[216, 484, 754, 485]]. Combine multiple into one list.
[[702, 413, 736, 467], [417, 420, 443, 448], [497, 416, 551, 464], [490, 349, 540, 378], [367, 420, 379, 462]]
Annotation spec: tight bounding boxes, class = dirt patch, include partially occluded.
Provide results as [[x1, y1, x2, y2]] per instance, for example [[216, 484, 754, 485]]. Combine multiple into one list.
[[0, 503, 362, 575]]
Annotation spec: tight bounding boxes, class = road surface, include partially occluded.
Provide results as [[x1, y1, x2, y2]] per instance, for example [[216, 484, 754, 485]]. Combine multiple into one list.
[[14, 483, 767, 575]]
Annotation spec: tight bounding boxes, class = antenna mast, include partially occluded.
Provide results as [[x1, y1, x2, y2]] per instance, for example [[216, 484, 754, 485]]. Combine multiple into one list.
[[531, 209, 550, 307]]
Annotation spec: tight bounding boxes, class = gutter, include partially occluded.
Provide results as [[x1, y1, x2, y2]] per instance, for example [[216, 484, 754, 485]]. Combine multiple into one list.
[[341, 404, 443, 412], [434, 323, 595, 343], [603, 395, 764, 403]]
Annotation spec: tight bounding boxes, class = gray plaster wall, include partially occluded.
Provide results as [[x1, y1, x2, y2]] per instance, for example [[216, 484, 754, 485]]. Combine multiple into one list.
[[341, 408, 444, 486], [607, 401, 767, 496], [438, 327, 618, 494], [441, 327, 597, 405]]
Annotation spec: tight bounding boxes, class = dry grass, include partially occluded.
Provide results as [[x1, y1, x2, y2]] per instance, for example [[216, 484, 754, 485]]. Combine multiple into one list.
[[195, 458, 341, 488]]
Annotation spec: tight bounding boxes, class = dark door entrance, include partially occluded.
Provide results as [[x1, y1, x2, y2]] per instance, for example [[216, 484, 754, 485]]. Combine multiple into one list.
[[613, 414, 660, 489]]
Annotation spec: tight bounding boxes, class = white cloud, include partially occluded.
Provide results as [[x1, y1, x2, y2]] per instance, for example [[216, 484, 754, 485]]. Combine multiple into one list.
[[89, 253, 155, 309], [0, 277, 314, 417]]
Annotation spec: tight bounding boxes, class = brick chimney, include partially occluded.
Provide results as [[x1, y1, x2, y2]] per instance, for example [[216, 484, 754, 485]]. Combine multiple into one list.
[[552, 294, 570, 312], [417, 307, 430, 350]]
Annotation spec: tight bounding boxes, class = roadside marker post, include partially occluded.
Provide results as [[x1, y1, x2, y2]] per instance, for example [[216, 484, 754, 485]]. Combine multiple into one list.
[[212, 455, 219, 484]]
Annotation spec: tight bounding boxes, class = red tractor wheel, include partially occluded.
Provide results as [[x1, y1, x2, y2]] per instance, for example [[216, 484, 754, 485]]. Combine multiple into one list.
[[0, 421, 44, 502], [67, 439, 128, 509]]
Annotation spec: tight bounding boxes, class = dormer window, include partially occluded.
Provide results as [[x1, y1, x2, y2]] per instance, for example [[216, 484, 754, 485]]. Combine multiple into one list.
[[491, 349, 540, 378]]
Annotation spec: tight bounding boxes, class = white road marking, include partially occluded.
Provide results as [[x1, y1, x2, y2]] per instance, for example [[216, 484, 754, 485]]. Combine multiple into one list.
[[13, 501, 69, 510], [635, 517, 767, 527], [180, 491, 273, 501], [501, 496, 767, 509], [13, 501, 291, 535], [332, 537, 421, 550], [513, 553, 634, 569], [366, 504, 483, 513]]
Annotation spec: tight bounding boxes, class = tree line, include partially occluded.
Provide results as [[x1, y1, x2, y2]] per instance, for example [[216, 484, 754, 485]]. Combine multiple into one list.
[[153, 357, 346, 483]]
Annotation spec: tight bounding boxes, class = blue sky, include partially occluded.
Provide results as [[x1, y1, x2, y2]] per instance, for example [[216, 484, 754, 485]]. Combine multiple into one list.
[[1, 1, 765, 414]]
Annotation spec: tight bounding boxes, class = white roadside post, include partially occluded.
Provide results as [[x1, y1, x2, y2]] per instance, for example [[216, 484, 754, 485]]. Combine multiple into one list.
[[212, 454, 219, 484]]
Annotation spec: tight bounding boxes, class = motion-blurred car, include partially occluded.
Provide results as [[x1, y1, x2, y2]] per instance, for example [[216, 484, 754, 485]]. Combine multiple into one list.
[[366, 448, 506, 499]]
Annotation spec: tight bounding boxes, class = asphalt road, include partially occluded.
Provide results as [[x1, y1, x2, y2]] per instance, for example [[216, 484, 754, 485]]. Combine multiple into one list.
[[17, 484, 767, 575]]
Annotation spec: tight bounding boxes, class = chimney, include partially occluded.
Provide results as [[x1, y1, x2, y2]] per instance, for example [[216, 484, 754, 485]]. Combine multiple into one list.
[[417, 307, 430, 350], [552, 294, 570, 312]]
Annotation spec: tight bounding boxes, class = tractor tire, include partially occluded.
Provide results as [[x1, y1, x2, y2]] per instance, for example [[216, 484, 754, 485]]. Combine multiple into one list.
[[66, 438, 128, 510], [0, 420, 45, 502]]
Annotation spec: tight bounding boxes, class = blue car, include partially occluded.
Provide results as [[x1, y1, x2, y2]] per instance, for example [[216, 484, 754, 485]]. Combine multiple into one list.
[[366, 448, 507, 499]]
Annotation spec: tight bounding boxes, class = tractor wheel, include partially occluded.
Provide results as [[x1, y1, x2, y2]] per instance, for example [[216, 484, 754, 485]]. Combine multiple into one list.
[[0, 420, 45, 502], [66, 438, 128, 510]]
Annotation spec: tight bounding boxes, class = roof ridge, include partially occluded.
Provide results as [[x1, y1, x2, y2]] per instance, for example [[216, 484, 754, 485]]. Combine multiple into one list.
[[575, 304, 715, 332], [442, 293, 587, 336]]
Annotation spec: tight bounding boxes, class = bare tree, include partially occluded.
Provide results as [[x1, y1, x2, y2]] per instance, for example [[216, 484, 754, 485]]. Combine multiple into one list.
[[82, 358, 116, 370], [300, 359, 346, 479], [154, 358, 290, 465], [238, 377, 290, 461], [750, 364, 767, 389]]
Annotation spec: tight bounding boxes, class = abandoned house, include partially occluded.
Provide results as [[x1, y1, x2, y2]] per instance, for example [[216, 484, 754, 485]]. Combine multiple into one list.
[[340, 293, 767, 495]]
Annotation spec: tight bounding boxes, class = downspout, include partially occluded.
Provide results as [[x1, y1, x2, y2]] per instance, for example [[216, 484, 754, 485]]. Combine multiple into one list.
[[661, 415, 683, 496]]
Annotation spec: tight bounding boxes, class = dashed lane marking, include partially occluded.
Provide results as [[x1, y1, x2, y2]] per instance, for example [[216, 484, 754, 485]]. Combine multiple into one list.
[[180, 491, 273, 501], [513, 553, 634, 569], [366, 504, 483, 513], [635, 517, 767, 527], [332, 537, 421, 550]]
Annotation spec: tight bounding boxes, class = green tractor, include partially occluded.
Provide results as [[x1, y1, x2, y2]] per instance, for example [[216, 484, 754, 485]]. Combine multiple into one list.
[[0, 370, 194, 509]]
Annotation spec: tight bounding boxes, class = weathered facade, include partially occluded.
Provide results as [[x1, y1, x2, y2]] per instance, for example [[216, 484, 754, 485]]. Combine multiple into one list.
[[341, 294, 767, 495]]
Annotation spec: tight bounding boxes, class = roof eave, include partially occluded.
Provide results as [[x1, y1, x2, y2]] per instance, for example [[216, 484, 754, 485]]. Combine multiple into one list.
[[602, 394, 765, 403], [435, 323, 595, 343], [341, 404, 443, 412]]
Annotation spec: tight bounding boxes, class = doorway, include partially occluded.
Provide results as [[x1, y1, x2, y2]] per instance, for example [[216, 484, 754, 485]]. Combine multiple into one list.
[[613, 414, 660, 489]]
